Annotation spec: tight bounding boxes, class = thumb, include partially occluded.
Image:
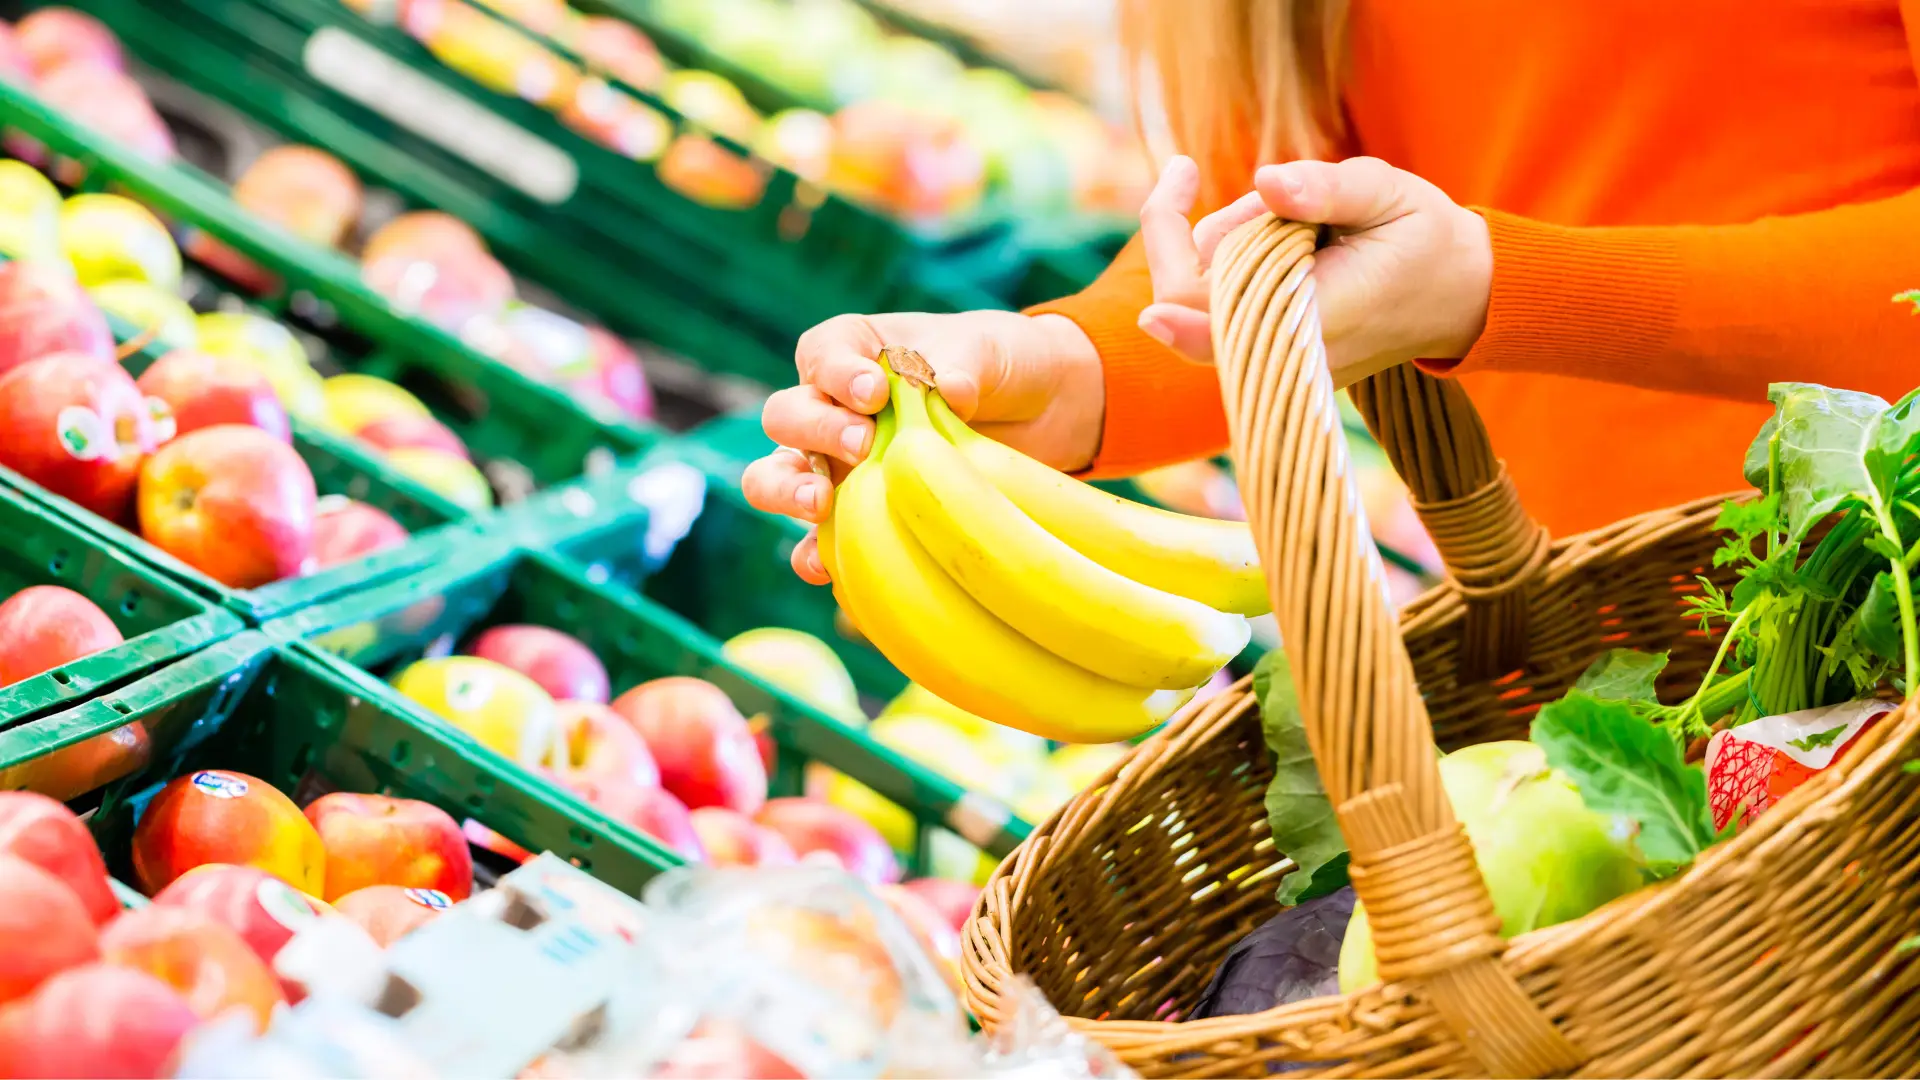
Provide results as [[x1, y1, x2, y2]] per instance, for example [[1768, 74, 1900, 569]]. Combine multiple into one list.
[[1255, 157, 1412, 231], [1138, 303, 1214, 363]]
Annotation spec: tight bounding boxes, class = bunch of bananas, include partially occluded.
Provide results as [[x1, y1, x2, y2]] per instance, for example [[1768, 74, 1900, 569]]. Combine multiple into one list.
[[821, 348, 1269, 743]]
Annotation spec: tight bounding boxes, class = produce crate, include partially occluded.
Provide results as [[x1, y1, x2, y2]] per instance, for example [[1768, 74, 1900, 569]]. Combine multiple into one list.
[[0, 632, 682, 896], [40, 0, 1019, 388], [0, 307, 490, 624], [267, 529, 1030, 872], [0, 78, 658, 488], [0, 485, 241, 729]]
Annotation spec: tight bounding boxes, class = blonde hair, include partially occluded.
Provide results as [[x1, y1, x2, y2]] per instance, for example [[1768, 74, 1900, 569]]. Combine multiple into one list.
[[1120, 0, 1349, 208]]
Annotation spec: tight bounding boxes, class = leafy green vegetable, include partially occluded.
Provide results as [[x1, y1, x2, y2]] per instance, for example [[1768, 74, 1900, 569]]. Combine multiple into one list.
[[1574, 649, 1669, 703], [1786, 725, 1849, 753], [1531, 691, 1721, 872], [1252, 649, 1348, 905]]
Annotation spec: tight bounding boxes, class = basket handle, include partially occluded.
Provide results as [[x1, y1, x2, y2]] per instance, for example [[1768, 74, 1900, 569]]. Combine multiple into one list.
[[1349, 366, 1550, 676], [1211, 216, 1583, 1077]]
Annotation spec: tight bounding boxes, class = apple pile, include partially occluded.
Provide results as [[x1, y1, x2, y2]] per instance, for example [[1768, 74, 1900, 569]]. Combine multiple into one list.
[[0, 6, 175, 184], [389, 622, 991, 903], [0, 776, 483, 1076], [1, 1, 656, 429]]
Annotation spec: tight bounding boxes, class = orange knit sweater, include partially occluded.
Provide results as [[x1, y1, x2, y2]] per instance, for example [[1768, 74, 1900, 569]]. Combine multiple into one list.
[[1035, 0, 1920, 535]]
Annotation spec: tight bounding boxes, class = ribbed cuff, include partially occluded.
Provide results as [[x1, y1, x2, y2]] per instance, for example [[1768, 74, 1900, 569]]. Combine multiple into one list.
[[1418, 209, 1684, 381], [1026, 292, 1229, 479]]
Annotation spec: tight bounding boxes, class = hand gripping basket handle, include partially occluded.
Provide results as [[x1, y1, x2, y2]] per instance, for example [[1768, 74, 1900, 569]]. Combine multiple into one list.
[[1211, 216, 1583, 1078]]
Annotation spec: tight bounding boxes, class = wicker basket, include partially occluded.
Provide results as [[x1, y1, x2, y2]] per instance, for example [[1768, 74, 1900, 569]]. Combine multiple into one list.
[[960, 217, 1920, 1077]]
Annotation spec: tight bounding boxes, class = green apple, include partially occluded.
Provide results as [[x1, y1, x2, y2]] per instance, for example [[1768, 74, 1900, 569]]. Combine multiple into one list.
[[58, 193, 182, 291], [392, 656, 559, 767], [0, 161, 64, 265], [1338, 741, 1645, 992], [385, 448, 493, 512], [321, 373, 431, 434], [86, 281, 198, 350], [194, 312, 326, 422], [722, 627, 863, 726]]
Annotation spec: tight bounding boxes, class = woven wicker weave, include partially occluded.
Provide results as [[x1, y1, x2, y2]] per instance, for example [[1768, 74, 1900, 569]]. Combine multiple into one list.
[[960, 217, 1920, 1077]]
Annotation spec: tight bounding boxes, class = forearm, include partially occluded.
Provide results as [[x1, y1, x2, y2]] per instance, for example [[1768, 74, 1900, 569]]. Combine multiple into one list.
[[1430, 190, 1920, 403], [1027, 236, 1230, 477]]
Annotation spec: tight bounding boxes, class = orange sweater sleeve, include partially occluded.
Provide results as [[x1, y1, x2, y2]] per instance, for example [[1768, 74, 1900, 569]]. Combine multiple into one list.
[[1425, 190, 1920, 402], [1026, 236, 1230, 478]]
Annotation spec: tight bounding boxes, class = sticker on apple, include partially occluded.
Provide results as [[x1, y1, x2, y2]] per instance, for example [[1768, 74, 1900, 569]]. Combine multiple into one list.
[[190, 770, 250, 799], [56, 405, 112, 462], [257, 877, 327, 931]]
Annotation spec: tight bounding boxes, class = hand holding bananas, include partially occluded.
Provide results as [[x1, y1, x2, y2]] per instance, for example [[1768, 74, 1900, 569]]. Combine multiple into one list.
[[743, 309, 1105, 585], [819, 347, 1264, 743]]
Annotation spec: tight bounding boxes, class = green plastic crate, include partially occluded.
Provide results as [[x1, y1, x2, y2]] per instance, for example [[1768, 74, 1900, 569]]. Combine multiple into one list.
[[0, 632, 681, 897], [0, 485, 241, 730], [269, 532, 1030, 871], [0, 78, 658, 484]]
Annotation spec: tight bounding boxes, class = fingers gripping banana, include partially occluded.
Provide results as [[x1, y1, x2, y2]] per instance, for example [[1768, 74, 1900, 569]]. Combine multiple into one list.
[[926, 395, 1270, 617], [883, 371, 1250, 690], [822, 406, 1191, 743]]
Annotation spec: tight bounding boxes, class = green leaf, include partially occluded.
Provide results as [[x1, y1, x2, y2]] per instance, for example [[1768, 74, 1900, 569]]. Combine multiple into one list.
[[1574, 649, 1670, 703], [1858, 571, 1905, 663], [1786, 724, 1848, 753], [1252, 649, 1348, 905], [1743, 415, 1778, 490], [1531, 691, 1717, 868], [1896, 289, 1920, 315], [1766, 382, 1920, 546]]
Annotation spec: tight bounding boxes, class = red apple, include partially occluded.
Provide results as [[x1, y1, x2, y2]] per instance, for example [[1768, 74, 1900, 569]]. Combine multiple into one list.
[[574, 326, 653, 422], [610, 677, 766, 815], [0, 22, 33, 85], [32, 63, 174, 166], [232, 145, 362, 249], [462, 818, 533, 865], [753, 798, 900, 886], [131, 769, 326, 897], [0, 261, 115, 377], [137, 424, 318, 587], [877, 883, 962, 994], [99, 904, 285, 1031], [0, 721, 150, 803], [14, 8, 123, 77], [688, 807, 795, 868], [362, 249, 514, 334], [311, 496, 410, 568], [152, 863, 333, 987], [0, 791, 116, 925], [0, 856, 99, 1004], [0, 586, 123, 689], [134, 347, 291, 442], [570, 15, 663, 88], [361, 210, 485, 264], [0, 354, 169, 521], [652, 1020, 804, 1079], [354, 412, 470, 460], [466, 624, 609, 704], [570, 777, 704, 861], [332, 884, 453, 947], [304, 792, 472, 902], [0, 963, 197, 1079], [898, 876, 979, 933], [549, 700, 659, 788], [827, 101, 985, 223]]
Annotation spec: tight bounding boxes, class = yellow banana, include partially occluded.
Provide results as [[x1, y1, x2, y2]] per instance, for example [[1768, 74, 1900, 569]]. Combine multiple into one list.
[[927, 394, 1270, 617], [884, 374, 1249, 690], [823, 405, 1189, 744]]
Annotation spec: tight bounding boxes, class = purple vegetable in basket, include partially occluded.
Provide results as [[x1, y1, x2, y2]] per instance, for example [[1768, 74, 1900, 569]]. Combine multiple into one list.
[[1190, 886, 1354, 1020]]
